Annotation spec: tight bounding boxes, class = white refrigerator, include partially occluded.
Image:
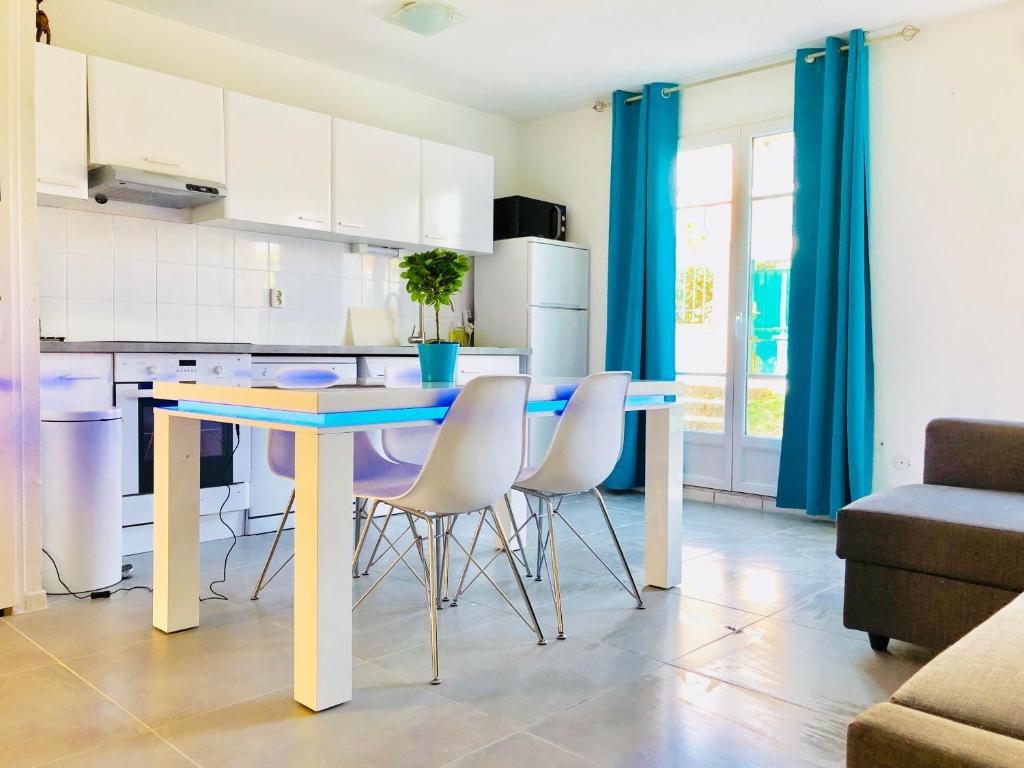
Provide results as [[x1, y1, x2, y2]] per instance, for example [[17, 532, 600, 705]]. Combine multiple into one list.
[[474, 236, 590, 461]]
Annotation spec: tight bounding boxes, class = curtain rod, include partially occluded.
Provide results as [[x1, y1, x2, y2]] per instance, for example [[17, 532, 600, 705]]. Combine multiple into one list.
[[592, 24, 919, 112]]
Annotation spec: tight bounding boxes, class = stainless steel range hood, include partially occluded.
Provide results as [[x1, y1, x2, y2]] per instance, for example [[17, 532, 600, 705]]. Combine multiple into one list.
[[87, 165, 226, 209]]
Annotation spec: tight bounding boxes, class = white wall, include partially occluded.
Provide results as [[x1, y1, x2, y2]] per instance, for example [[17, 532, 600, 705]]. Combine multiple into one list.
[[870, 1, 1024, 488], [521, 1, 1024, 493], [44, 0, 523, 196]]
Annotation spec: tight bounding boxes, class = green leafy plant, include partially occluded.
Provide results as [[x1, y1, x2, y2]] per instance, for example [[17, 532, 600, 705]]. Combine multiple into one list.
[[399, 247, 471, 343]]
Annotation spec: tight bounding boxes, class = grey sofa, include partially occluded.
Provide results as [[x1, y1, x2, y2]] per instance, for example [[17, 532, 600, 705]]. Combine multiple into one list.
[[847, 594, 1024, 767], [837, 418, 1024, 651]]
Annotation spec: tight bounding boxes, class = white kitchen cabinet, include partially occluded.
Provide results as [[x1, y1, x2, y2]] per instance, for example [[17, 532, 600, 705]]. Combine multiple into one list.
[[87, 57, 225, 183], [420, 140, 494, 255], [221, 92, 331, 232], [333, 119, 420, 247], [35, 44, 87, 198]]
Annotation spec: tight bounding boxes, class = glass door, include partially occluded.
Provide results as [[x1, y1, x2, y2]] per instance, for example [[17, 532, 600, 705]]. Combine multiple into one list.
[[676, 123, 794, 495]]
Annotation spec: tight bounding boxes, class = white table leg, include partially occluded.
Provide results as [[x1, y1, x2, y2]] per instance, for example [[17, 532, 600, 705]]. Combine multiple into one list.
[[153, 410, 200, 633], [643, 407, 684, 589], [293, 429, 353, 711]]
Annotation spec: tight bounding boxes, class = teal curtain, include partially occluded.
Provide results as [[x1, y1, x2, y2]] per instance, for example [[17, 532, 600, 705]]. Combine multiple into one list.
[[605, 83, 679, 489], [777, 31, 874, 518]]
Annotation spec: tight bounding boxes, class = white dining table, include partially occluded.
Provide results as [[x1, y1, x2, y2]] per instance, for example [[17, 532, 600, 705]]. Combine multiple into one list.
[[150, 377, 685, 712]]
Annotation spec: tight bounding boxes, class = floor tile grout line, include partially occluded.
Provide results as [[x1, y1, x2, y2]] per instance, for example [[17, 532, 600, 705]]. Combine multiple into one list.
[[526, 730, 608, 767], [6, 622, 204, 768], [435, 731, 525, 768]]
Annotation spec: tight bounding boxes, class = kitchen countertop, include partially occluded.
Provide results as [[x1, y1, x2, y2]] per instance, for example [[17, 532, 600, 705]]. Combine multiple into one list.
[[39, 341, 529, 356]]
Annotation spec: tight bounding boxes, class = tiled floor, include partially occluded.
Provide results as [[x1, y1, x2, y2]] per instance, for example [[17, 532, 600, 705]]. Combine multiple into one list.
[[1, 494, 934, 767]]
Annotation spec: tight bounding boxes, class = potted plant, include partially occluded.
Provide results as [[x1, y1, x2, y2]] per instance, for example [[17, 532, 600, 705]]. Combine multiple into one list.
[[400, 247, 471, 383]]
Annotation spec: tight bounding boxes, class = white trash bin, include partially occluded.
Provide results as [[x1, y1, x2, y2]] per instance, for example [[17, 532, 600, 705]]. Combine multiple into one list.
[[41, 408, 123, 594]]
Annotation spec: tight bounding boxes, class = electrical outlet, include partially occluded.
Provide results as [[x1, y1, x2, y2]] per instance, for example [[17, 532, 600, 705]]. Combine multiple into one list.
[[269, 288, 285, 309], [891, 454, 912, 471]]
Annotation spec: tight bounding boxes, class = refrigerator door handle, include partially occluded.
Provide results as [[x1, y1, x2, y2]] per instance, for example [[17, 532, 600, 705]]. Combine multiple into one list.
[[531, 302, 588, 311]]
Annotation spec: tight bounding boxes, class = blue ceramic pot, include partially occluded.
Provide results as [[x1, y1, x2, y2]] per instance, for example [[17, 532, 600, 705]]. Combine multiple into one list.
[[417, 342, 460, 383]]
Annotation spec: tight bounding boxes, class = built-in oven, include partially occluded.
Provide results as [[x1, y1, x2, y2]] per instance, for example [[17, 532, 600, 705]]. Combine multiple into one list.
[[114, 353, 251, 554]]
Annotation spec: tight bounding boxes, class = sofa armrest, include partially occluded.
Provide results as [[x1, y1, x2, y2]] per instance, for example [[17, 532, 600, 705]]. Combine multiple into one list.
[[924, 418, 1024, 493]]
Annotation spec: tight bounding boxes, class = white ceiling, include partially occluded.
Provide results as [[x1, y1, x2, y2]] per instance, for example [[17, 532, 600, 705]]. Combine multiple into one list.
[[109, 0, 1004, 121]]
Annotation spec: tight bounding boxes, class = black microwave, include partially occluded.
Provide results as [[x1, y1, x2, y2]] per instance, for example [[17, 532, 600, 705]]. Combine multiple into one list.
[[494, 196, 567, 241]]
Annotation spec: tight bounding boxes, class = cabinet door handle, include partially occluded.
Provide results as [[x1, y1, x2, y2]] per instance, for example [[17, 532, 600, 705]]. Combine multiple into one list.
[[338, 222, 365, 228], [424, 234, 448, 240], [37, 177, 80, 187], [142, 157, 180, 167], [298, 216, 325, 224]]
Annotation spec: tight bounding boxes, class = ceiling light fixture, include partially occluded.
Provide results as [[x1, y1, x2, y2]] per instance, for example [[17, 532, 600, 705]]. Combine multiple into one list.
[[385, 1, 465, 36]]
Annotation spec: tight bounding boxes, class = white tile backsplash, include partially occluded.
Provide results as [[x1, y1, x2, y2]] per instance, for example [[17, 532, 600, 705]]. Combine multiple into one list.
[[157, 303, 197, 342], [66, 210, 112, 257], [196, 306, 234, 342], [67, 253, 114, 301], [196, 226, 234, 267], [40, 206, 473, 344], [268, 235, 304, 273], [302, 239, 334, 276], [38, 250, 67, 298], [234, 269, 269, 308], [268, 309, 306, 345], [233, 307, 268, 344], [114, 258, 157, 303], [196, 265, 233, 306], [156, 221, 197, 264], [114, 301, 156, 341], [268, 271, 303, 308], [67, 299, 113, 340], [234, 231, 269, 270], [156, 262, 197, 305], [112, 217, 156, 261], [39, 297, 67, 338]]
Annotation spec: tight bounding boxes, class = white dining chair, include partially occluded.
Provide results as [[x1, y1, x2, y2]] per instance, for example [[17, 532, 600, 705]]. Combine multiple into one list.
[[451, 371, 642, 640], [250, 429, 425, 600], [355, 374, 546, 685]]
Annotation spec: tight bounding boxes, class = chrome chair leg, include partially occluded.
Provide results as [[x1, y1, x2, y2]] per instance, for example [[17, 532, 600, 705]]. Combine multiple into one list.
[[352, 499, 382, 571], [362, 504, 396, 575], [545, 497, 566, 639], [504, 493, 532, 578], [441, 515, 455, 602], [488, 506, 546, 646], [450, 508, 488, 606], [592, 488, 644, 609], [424, 516, 441, 684], [353, 498, 364, 578], [250, 490, 294, 600], [535, 496, 546, 582]]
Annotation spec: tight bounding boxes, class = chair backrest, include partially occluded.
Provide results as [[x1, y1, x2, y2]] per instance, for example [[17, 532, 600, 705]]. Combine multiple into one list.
[[267, 429, 296, 480], [527, 371, 631, 494], [397, 375, 531, 515], [381, 363, 439, 465]]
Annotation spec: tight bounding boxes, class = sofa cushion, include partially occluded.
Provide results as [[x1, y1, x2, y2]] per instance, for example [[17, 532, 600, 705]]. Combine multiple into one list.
[[837, 484, 1024, 590], [848, 702, 1024, 768], [891, 595, 1024, 741]]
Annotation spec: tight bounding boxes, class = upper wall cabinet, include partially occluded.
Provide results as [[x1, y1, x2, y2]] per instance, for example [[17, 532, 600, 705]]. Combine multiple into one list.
[[87, 57, 226, 184], [36, 44, 87, 198], [221, 92, 331, 232], [332, 118, 420, 247], [421, 140, 494, 255]]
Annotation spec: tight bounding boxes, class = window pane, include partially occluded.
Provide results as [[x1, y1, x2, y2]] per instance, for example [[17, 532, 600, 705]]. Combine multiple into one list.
[[752, 132, 794, 197], [746, 377, 786, 437], [677, 203, 731, 375], [681, 374, 726, 433], [678, 144, 733, 207], [747, 196, 792, 377]]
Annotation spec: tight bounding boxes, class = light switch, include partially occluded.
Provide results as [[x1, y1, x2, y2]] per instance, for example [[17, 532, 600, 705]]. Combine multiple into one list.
[[269, 288, 285, 309]]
